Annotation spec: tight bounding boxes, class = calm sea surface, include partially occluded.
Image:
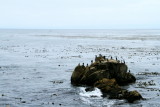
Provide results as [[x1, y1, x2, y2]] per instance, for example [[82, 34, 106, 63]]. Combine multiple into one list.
[[0, 29, 160, 107]]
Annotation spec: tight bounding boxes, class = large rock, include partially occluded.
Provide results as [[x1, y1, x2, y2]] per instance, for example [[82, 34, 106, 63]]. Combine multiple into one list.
[[71, 54, 142, 103], [94, 78, 120, 93], [71, 55, 135, 86], [94, 78, 142, 103], [71, 65, 86, 85]]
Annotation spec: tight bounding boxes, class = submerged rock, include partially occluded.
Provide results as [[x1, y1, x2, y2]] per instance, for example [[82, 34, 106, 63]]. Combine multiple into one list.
[[71, 55, 142, 103]]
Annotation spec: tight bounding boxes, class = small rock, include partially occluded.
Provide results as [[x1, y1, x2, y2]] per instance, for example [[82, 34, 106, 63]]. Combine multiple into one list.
[[85, 87, 95, 92], [21, 101, 26, 103], [52, 93, 57, 96]]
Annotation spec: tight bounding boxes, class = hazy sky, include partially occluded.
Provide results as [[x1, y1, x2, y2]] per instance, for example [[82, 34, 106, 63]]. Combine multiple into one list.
[[0, 0, 160, 29]]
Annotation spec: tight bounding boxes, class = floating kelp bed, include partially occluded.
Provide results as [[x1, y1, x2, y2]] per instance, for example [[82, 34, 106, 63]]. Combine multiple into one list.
[[71, 54, 143, 103]]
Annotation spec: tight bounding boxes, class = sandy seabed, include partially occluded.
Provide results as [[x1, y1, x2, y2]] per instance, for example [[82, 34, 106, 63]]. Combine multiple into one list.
[[0, 29, 160, 107]]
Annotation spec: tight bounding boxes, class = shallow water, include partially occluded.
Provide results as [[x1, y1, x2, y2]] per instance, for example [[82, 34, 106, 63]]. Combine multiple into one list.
[[0, 29, 160, 107]]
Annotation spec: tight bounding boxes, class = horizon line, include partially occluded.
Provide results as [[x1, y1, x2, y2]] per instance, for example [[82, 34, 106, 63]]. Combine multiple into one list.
[[0, 28, 160, 30]]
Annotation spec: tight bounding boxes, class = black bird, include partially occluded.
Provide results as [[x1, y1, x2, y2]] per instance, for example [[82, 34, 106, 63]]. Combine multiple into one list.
[[91, 60, 93, 64], [95, 55, 97, 61]]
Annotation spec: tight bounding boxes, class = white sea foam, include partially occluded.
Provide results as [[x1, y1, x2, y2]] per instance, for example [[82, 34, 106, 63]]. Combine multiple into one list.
[[102, 100, 116, 107], [79, 87, 102, 98], [79, 87, 117, 106], [79, 87, 102, 105]]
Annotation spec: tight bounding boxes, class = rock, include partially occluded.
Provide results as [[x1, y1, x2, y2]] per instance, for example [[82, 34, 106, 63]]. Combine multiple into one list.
[[81, 70, 111, 86], [124, 90, 142, 103], [94, 78, 120, 93], [85, 87, 95, 92], [95, 78, 124, 99], [71, 65, 86, 85], [71, 55, 135, 86], [21, 101, 26, 103], [71, 55, 142, 103], [94, 78, 142, 102]]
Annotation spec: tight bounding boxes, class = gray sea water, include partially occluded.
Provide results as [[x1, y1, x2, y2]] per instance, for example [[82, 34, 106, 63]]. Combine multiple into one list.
[[0, 29, 160, 107]]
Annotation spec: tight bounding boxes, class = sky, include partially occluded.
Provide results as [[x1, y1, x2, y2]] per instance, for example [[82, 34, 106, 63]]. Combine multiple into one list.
[[0, 0, 160, 29]]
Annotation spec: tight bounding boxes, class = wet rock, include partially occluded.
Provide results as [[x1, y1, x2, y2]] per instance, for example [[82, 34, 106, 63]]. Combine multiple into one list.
[[71, 55, 142, 103], [97, 79, 142, 103], [124, 90, 142, 103], [85, 87, 95, 92], [71, 65, 86, 85], [94, 78, 120, 93], [71, 55, 136, 86]]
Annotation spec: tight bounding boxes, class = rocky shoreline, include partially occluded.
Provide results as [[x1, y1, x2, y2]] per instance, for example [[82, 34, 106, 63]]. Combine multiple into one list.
[[71, 54, 143, 103]]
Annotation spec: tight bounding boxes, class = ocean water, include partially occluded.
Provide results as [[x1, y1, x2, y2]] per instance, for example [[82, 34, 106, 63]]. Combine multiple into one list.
[[0, 29, 160, 107]]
